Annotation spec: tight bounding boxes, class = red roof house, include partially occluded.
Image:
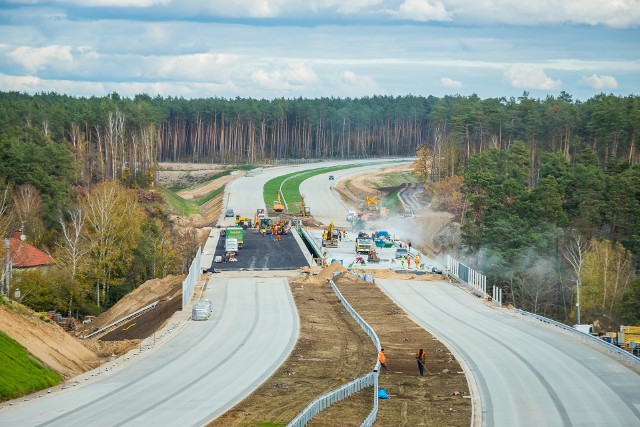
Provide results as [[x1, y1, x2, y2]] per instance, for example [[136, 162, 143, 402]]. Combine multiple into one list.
[[7, 235, 55, 269]]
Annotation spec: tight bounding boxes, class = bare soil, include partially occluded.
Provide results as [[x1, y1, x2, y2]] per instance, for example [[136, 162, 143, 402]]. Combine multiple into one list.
[[210, 264, 470, 427], [336, 163, 454, 259]]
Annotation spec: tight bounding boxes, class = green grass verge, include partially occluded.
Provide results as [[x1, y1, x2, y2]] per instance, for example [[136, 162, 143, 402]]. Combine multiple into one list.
[[378, 170, 420, 187], [0, 331, 61, 401], [157, 186, 199, 217], [195, 185, 225, 206], [263, 161, 403, 213]]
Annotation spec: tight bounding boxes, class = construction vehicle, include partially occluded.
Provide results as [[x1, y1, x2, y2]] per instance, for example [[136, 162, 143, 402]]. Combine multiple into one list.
[[365, 196, 380, 220], [300, 194, 311, 217], [322, 221, 339, 248], [352, 213, 366, 231], [355, 232, 374, 254], [235, 215, 252, 229], [367, 247, 380, 263], [225, 227, 244, 248], [273, 191, 285, 212]]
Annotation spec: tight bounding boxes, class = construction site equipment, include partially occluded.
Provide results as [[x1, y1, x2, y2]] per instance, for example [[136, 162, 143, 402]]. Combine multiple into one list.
[[365, 196, 379, 220], [322, 221, 339, 247], [355, 232, 374, 254], [352, 213, 366, 231], [225, 227, 244, 248], [235, 215, 252, 229], [273, 191, 285, 212], [368, 247, 380, 263], [300, 194, 311, 217]]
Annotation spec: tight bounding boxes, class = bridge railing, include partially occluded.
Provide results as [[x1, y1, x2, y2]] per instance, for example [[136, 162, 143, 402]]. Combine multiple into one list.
[[447, 255, 502, 307], [514, 309, 640, 369], [288, 278, 380, 427]]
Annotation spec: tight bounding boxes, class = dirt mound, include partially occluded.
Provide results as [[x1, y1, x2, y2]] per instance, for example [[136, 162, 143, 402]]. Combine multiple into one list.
[[81, 339, 141, 358], [0, 301, 100, 378], [76, 275, 184, 336], [316, 260, 348, 280]]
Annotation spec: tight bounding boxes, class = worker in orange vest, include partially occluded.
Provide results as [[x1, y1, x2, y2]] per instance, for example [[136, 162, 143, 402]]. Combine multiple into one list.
[[378, 348, 387, 373], [416, 348, 426, 376]]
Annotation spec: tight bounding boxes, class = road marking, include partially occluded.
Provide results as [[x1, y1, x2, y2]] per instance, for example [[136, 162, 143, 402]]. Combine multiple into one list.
[[122, 323, 136, 331]]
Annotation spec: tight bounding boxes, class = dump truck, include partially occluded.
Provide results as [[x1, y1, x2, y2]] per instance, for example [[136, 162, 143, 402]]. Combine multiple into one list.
[[355, 232, 374, 254], [225, 227, 244, 248]]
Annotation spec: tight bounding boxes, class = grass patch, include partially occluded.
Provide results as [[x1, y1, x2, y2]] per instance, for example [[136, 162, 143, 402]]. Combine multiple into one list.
[[169, 170, 232, 191], [195, 185, 225, 206], [379, 170, 420, 187], [0, 331, 61, 401], [157, 186, 199, 217], [247, 423, 286, 427], [384, 190, 403, 214], [263, 161, 403, 212]]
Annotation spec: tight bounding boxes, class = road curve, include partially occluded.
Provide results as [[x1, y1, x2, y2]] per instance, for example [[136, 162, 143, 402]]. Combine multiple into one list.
[[377, 278, 640, 427], [300, 162, 412, 228], [0, 276, 298, 427]]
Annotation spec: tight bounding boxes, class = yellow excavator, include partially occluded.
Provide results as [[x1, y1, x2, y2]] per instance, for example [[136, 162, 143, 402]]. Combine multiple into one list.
[[273, 191, 284, 212], [322, 221, 339, 248], [365, 196, 379, 220], [300, 194, 311, 217]]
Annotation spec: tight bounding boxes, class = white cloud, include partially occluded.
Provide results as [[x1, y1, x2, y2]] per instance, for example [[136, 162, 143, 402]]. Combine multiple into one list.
[[8, 45, 73, 73], [503, 64, 561, 90], [53, 0, 171, 6], [251, 63, 318, 91], [393, 0, 452, 21], [581, 73, 618, 89], [332, 70, 384, 97], [440, 77, 462, 88]]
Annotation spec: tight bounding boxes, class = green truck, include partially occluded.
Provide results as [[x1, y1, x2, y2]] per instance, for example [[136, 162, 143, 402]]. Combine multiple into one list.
[[225, 227, 244, 248]]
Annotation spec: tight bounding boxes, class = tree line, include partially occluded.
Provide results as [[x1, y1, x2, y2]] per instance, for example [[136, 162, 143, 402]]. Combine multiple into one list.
[[422, 142, 640, 327], [1, 91, 639, 188]]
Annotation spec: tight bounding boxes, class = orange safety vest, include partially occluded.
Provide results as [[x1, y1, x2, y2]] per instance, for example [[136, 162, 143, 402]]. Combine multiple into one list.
[[378, 350, 386, 364]]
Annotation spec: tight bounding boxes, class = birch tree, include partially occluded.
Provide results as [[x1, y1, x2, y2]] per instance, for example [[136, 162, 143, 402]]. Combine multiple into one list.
[[563, 231, 589, 324], [83, 181, 143, 307]]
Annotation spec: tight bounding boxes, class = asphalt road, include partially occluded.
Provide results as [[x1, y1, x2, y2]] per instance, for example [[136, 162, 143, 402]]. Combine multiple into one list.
[[377, 278, 640, 427], [0, 276, 298, 427], [208, 229, 308, 271]]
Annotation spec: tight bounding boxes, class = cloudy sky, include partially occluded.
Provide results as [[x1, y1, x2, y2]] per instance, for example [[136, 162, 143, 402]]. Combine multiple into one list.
[[0, 0, 638, 100]]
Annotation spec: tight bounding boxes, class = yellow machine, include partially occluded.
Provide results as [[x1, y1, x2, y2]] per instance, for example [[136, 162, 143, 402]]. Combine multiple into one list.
[[365, 196, 379, 220], [322, 221, 339, 248], [273, 191, 284, 212], [300, 194, 311, 217], [235, 215, 251, 228]]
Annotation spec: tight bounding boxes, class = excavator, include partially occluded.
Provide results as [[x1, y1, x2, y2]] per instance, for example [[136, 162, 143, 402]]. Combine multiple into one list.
[[322, 221, 339, 248], [365, 196, 379, 220], [300, 194, 311, 217], [273, 191, 285, 212]]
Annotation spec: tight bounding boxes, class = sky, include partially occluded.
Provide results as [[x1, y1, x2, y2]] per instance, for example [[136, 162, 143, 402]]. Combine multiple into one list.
[[0, 0, 638, 101]]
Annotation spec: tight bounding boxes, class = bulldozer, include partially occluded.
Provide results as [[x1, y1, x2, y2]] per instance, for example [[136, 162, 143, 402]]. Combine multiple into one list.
[[273, 191, 285, 212], [322, 221, 339, 248]]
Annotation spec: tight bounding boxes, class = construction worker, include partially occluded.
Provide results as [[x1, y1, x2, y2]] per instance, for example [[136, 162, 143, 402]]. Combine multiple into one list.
[[378, 348, 387, 373], [415, 255, 420, 268], [338, 230, 342, 241], [400, 256, 405, 269], [407, 256, 411, 269], [416, 348, 426, 376], [408, 241, 412, 253]]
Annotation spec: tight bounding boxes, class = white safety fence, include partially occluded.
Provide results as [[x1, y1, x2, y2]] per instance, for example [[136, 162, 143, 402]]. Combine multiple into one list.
[[447, 255, 502, 307], [288, 279, 381, 427], [514, 309, 640, 370], [181, 247, 202, 310]]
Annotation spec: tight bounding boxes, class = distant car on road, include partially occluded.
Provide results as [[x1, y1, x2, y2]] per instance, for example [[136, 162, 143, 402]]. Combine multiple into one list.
[[328, 175, 335, 180], [225, 209, 234, 217], [395, 247, 409, 259]]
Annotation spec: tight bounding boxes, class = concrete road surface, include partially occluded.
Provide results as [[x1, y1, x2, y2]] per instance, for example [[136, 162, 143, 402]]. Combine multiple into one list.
[[377, 278, 640, 427], [0, 275, 298, 427], [222, 159, 411, 226], [300, 161, 412, 228]]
